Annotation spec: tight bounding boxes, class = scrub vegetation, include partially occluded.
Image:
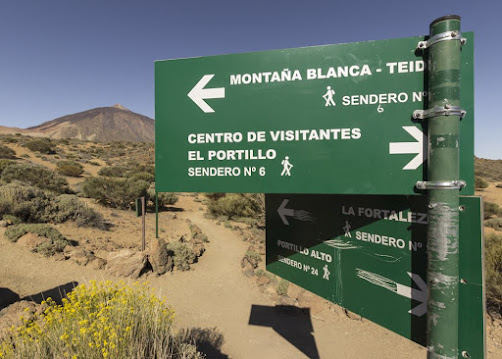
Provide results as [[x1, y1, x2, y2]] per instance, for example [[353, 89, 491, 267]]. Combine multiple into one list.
[[56, 160, 84, 177], [0, 281, 204, 358], [205, 193, 264, 220], [0, 182, 106, 229], [486, 232, 502, 314], [4, 223, 69, 256]]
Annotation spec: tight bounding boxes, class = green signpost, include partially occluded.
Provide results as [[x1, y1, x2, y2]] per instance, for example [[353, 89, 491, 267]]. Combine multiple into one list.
[[266, 193, 485, 358], [155, 33, 474, 195], [155, 15, 482, 359]]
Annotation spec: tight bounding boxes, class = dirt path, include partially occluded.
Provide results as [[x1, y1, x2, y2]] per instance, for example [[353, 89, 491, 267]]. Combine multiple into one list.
[[2, 195, 501, 358], [155, 205, 427, 358]]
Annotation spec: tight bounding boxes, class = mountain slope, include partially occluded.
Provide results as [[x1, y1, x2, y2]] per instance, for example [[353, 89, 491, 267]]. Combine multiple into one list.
[[26, 104, 154, 142]]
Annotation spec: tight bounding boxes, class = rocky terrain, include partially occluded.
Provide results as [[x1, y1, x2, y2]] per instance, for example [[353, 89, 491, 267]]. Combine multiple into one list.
[[0, 134, 501, 358]]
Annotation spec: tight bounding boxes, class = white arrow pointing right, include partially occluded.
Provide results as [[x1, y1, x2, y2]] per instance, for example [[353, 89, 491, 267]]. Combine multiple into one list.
[[396, 272, 428, 317], [356, 268, 428, 317], [389, 126, 427, 170]]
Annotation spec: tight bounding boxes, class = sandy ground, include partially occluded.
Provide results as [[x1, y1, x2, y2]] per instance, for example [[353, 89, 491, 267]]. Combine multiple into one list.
[[0, 147, 501, 358], [0, 193, 434, 358], [2, 193, 502, 358], [477, 182, 502, 207]]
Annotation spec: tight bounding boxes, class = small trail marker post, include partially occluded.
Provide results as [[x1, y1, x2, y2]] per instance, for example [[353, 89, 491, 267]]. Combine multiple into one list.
[[155, 192, 159, 239], [136, 197, 146, 251], [142, 197, 146, 251]]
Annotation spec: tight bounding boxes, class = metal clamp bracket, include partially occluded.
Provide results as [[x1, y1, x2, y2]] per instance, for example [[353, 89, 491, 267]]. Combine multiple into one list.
[[417, 31, 467, 50], [416, 180, 466, 190], [413, 105, 466, 120]]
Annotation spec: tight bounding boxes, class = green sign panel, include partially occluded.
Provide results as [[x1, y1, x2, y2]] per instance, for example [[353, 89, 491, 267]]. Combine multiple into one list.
[[155, 33, 474, 195], [266, 194, 484, 358]]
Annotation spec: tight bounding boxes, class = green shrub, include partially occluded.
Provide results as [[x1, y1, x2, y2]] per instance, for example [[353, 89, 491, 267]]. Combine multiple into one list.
[[127, 164, 155, 175], [486, 232, 502, 313], [49, 194, 107, 229], [1, 214, 21, 225], [2, 136, 18, 143], [276, 279, 289, 296], [158, 192, 179, 206], [4, 223, 69, 256], [98, 166, 128, 177], [244, 250, 262, 263], [147, 189, 178, 208], [0, 183, 105, 229], [166, 242, 196, 271], [484, 201, 501, 219], [0, 183, 53, 222], [57, 138, 70, 145], [0, 145, 15, 159], [24, 138, 54, 154], [475, 176, 489, 189], [129, 171, 155, 183], [204, 193, 225, 201], [255, 269, 276, 282], [56, 160, 84, 177], [0, 281, 204, 359], [1, 163, 69, 194], [82, 176, 149, 209], [0, 159, 14, 175], [89, 160, 101, 166], [206, 193, 264, 219], [486, 218, 502, 231]]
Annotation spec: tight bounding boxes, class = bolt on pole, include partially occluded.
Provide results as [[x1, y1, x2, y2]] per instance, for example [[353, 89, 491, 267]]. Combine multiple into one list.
[[425, 15, 463, 359]]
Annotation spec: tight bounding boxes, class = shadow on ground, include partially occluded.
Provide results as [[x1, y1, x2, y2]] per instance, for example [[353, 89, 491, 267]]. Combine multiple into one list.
[[0, 282, 78, 310], [177, 327, 229, 359], [248, 304, 319, 359], [0, 288, 20, 311]]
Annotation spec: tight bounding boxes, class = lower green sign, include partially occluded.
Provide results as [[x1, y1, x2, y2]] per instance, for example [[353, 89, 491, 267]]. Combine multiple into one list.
[[266, 194, 484, 358]]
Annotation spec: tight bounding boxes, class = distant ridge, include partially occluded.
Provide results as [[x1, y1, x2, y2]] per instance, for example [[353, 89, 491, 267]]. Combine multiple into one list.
[[23, 105, 155, 142]]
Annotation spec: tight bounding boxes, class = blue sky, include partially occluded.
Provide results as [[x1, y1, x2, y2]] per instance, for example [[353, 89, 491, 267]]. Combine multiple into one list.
[[0, 0, 500, 159]]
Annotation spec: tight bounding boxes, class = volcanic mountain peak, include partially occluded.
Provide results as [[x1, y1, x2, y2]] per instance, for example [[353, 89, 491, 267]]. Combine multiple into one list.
[[112, 104, 130, 111], [22, 105, 154, 142]]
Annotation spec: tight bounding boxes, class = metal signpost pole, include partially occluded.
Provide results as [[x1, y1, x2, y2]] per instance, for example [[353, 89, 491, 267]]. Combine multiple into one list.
[[418, 15, 465, 359]]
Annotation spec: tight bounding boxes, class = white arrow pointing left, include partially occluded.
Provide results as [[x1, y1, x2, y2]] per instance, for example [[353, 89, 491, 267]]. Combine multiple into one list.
[[277, 199, 294, 225], [389, 126, 427, 170], [187, 74, 225, 113]]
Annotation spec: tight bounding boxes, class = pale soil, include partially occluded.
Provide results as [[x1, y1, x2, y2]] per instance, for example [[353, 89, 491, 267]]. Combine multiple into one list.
[[8, 143, 57, 170], [476, 182, 502, 208], [0, 144, 501, 357], [2, 193, 502, 358]]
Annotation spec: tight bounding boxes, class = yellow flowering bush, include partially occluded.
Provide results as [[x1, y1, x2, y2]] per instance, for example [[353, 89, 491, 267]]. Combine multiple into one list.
[[0, 281, 203, 358]]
